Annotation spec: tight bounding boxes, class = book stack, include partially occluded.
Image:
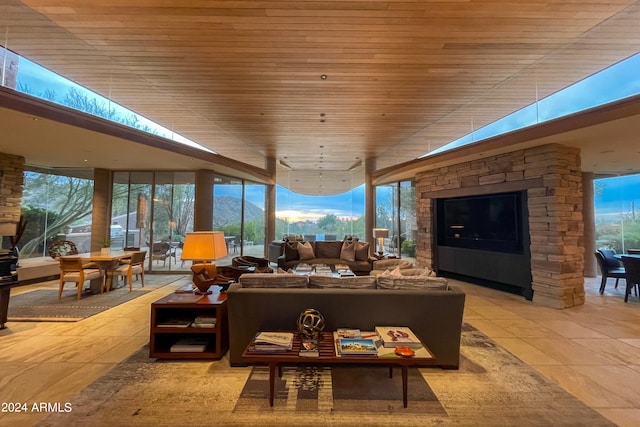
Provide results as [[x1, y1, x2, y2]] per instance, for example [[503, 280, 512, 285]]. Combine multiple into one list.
[[374, 326, 422, 348], [314, 264, 333, 275], [169, 337, 209, 352], [191, 315, 217, 328], [295, 263, 313, 274], [253, 331, 294, 351], [157, 319, 192, 328], [298, 338, 319, 357]]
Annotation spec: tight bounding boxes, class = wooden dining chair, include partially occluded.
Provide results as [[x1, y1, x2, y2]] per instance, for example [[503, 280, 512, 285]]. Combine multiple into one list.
[[58, 258, 104, 300], [108, 251, 146, 291]]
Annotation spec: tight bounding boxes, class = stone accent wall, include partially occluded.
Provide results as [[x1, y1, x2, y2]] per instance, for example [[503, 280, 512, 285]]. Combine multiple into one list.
[[0, 153, 25, 237], [416, 144, 584, 309]]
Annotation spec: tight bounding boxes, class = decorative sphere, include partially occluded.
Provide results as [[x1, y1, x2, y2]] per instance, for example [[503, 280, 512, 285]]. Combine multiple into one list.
[[297, 308, 325, 339]]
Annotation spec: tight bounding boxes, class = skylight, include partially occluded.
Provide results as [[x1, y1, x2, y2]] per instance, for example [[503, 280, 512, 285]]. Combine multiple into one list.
[[0, 46, 214, 154], [421, 53, 640, 158]]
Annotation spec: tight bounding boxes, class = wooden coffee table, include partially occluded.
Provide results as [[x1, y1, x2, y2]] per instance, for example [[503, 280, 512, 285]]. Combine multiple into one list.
[[241, 331, 438, 407]]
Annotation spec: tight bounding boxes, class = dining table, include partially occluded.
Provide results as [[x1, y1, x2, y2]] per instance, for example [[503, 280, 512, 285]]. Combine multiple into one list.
[[60, 249, 142, 294]]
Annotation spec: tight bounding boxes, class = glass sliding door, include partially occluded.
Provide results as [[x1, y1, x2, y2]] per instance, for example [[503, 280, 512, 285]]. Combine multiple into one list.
[[375, 180, 416, 260], [375, 184, 398, 256], [112, 171, 194, 272], [399, 181, 417, 263], [112, 171, 153, 250]]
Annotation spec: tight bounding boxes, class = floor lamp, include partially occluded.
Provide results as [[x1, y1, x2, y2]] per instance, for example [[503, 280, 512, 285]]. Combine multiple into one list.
[[373, 228, 389, 257], [180, 231, 228, 294]]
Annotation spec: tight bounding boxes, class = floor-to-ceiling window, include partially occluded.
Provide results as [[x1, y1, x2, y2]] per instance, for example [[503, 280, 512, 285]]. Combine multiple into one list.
[[243, 182, 267, 257], [213, 175, 244, 258], [275, 184, 365, 241], [112, 171, 195, 272], [16, 169, 94, 258], [594, 173, 640, 253], [375, 180, 416, 262]]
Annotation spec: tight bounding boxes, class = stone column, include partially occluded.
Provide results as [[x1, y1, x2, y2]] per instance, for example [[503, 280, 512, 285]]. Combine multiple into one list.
[[0, 153, 24, 236]]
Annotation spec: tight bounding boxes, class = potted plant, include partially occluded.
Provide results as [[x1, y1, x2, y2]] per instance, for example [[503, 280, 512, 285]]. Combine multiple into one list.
[[101, 238, 111, 255]]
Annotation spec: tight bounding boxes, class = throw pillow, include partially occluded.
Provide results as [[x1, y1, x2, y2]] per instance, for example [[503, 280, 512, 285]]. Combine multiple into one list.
[[340, 240, 357, 262], [355, 241, 370, 261], [284, 241, 299, 261], [297, 241, 316, 260]]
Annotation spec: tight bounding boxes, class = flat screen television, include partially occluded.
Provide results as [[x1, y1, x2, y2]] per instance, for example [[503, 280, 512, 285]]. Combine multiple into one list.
[[436, 191, 524, 253]]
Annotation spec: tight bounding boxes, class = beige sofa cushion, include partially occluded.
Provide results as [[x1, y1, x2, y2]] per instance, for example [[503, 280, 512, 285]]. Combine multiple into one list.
[[239, 273, 308, 288], [308, 275, 377, 289], [376, 268, 448, 290], [371, 258, 413, 272]]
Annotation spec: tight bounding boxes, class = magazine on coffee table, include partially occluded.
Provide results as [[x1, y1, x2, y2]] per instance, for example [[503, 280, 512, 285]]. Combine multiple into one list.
[[375, 326, 422, 348]]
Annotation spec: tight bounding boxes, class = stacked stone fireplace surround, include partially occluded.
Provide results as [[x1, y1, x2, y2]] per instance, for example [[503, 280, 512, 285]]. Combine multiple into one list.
[[415, 144, 585, 309]]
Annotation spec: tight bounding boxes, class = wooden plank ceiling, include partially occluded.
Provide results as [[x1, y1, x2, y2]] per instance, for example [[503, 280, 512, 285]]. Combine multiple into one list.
[[1, 0, 640, 194]]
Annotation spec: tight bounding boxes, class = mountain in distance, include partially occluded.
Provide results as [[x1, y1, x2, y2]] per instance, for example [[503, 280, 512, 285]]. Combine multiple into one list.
[[213, 196, 264, 227]]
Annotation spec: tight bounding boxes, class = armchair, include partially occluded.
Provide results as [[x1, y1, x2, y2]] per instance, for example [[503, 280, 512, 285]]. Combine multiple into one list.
[[232, 255, 273, 273], [191, 264, 241, 293]]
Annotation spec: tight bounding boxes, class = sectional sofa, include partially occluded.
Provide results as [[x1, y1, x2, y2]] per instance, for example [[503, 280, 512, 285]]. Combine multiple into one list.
[[226, 272, 466, 369], [277, 240, 373, 275]]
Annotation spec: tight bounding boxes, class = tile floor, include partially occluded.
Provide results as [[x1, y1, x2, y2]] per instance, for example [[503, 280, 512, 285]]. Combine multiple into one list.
[[1, 275, 640, 426]]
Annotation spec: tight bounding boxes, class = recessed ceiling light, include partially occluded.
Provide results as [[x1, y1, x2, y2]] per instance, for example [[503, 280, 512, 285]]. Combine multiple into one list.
[[321, 74, 327, 80]]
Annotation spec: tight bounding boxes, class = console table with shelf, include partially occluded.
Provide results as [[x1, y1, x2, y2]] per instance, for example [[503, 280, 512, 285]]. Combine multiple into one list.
[[149, 291, 228, 359]]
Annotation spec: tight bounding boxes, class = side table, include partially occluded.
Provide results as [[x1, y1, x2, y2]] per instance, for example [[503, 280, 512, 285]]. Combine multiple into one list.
[[149, 291, 228, 359]]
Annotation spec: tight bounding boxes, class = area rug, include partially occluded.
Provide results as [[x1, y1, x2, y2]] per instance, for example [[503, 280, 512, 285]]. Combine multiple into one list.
[[8, 276, 181, 322], [38, 324, 615, 427]]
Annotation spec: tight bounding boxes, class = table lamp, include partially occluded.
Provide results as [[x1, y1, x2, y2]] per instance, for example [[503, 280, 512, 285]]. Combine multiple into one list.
[[180, 231, 228, 294], [373, 228, 389, 257]]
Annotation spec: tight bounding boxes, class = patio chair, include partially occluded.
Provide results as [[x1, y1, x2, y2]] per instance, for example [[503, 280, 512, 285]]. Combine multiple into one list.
[[594, 251, 626, 295], [621, 256, 640, 303], [58, 258, 104, 300], [150, 242, 173, 266]]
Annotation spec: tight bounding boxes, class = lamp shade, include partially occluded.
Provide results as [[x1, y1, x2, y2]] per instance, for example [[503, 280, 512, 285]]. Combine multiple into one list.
[[373, 228, 389, 239], [181, 231, 228, 261]]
